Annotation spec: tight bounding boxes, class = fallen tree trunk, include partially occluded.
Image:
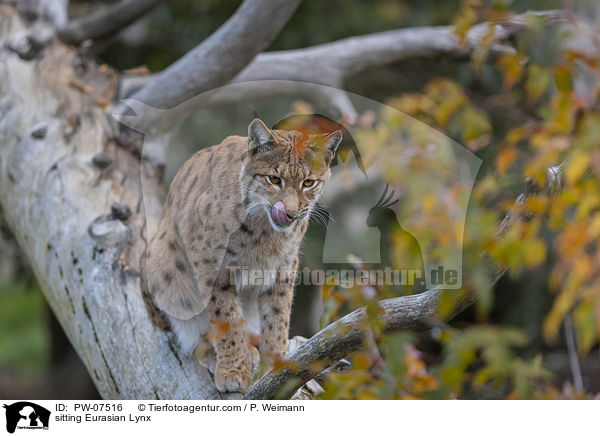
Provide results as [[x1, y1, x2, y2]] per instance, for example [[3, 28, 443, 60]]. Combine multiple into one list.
[[0, 8, 222, 399]]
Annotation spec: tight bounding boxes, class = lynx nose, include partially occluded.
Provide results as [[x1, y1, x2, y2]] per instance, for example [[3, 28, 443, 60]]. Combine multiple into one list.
[[271, 201, 293, 226]]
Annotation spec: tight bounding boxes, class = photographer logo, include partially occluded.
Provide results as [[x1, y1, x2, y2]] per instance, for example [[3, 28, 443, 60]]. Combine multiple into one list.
[[3, 402, 50, 433]]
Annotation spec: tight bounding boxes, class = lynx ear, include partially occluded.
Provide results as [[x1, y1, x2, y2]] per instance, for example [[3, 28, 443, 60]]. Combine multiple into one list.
[[325, 130, 342, 158], [248, 118, 275, 154]]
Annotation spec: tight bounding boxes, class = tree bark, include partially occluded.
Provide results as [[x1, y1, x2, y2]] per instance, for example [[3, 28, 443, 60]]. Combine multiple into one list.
[[0, 7, 223, 399], [58, 0, 160, 45]]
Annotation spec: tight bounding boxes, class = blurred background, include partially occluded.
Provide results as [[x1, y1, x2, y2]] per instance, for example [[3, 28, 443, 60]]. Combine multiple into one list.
[[3, 0, 600, 400]]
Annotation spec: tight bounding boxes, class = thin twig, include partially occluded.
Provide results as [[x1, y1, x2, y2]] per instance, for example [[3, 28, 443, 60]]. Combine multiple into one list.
[[564, 312, 584, 392]]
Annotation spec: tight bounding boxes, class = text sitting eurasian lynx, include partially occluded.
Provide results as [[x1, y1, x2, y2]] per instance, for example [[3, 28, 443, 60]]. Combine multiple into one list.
[[141, 118, 342, 392]]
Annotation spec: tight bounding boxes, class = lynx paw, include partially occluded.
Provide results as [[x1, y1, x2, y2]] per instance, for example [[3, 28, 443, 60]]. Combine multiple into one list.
[[214, 350, 253, 393], [215, 363, 251, 393]]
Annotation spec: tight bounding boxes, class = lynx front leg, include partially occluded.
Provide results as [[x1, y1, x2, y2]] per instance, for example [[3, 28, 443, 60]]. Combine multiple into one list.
[[258, 261, 297, 360], [207, 282, 253, 393]]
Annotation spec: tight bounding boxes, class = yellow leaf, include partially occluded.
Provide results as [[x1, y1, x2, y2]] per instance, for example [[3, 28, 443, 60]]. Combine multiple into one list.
[[589, 213, 600, 238], [524, 238, 546, 267], [496, 147, 517, 174], [498, 53, 525, 90], [557, 223, 588, 257], [575, 113, 600, 150], [554, 66, 573, 93], [573, 301, 597, 354], [525, 196, 548, 214], [566, 151, 589, 185], [544, 285, 577, 343], [526, 64, 552, 102], [506, 127, 528, 145], [453, 5, 478, 45], [462, 107, 492, 143]]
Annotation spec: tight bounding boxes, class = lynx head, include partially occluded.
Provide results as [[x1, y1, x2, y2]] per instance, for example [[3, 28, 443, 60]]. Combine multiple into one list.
[[241, 118, 342, 232]]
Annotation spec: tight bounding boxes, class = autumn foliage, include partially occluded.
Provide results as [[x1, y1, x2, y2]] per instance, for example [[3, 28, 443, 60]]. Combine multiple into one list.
[[318, 1, 600, 400]]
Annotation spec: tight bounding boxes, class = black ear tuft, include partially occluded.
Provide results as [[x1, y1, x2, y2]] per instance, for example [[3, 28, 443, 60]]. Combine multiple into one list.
[[248, 118, 275, 154]]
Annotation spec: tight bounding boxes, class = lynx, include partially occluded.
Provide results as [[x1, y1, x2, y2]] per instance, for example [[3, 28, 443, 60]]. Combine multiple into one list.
[[141, 118, 341, 392]]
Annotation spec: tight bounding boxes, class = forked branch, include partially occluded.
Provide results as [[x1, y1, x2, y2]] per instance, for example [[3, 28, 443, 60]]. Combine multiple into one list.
[[127, 0, 302, 126], [119, 9, 566, 131]]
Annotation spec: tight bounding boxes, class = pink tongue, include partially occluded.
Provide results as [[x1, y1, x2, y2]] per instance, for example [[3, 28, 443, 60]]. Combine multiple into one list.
[[272, 201, 292, 226]]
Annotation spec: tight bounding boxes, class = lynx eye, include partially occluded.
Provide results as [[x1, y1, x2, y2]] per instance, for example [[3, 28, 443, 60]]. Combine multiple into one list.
[[267, 175, 282, 186], [302, 179, 316, 189]]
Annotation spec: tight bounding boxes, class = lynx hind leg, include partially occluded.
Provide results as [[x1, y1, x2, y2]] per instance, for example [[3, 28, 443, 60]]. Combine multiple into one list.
[[145, 237, 210, 321], [140, 255, 170, 330]]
